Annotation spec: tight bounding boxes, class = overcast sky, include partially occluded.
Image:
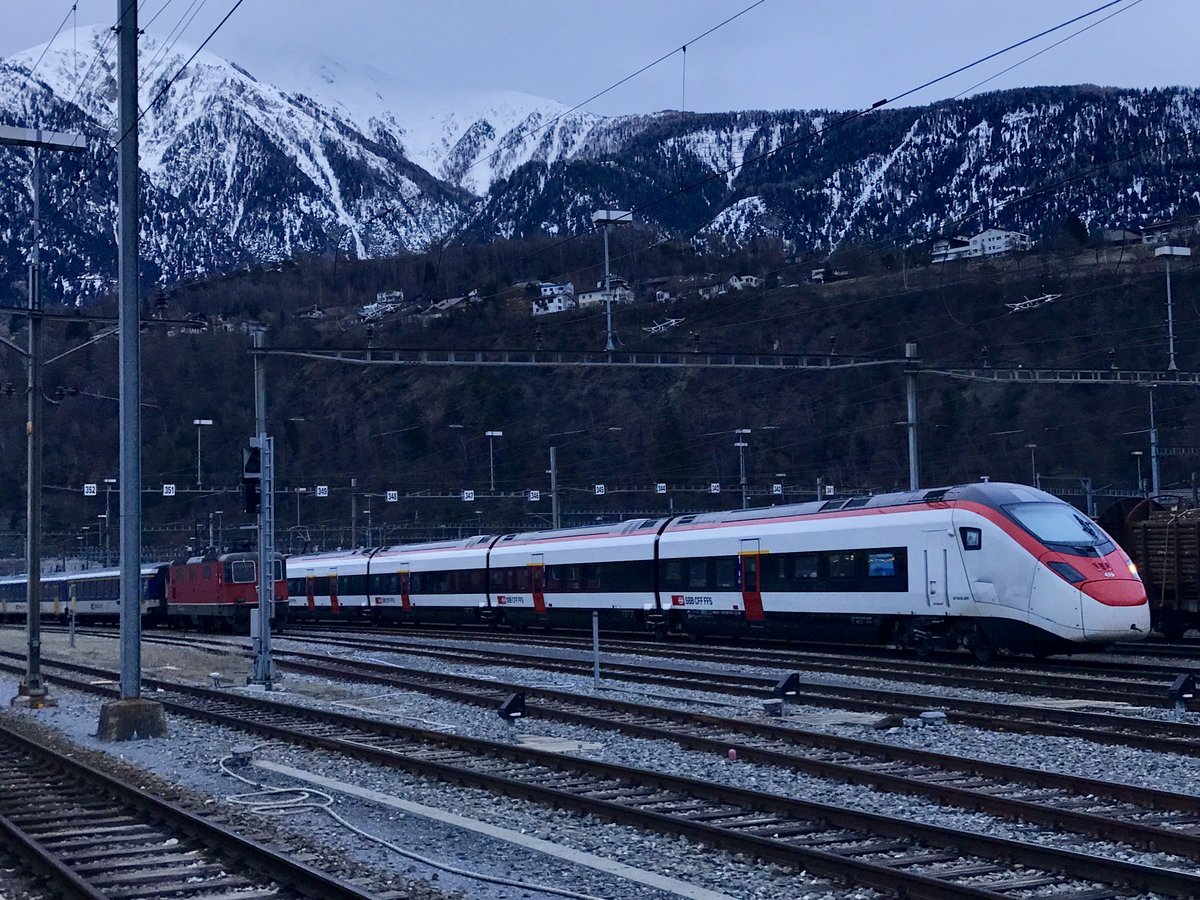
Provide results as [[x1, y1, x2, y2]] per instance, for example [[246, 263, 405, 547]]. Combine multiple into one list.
[[2, 0, 1194, 114]]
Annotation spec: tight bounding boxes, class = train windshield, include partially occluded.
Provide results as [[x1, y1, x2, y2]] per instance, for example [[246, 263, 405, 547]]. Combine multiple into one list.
[[1004, 502, 1113, 557]]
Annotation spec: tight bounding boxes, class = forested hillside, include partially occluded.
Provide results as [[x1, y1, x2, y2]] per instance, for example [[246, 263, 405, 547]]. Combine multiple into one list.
[[2, 233, 1196, 561]]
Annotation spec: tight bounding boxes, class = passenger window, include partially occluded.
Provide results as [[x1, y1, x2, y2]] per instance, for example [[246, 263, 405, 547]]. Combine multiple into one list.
[[960, 528, 982, 551], [868, 552, 896, 577], [827, 552, 857, 579], [792, 555, 819, 580], [687, 559, 707, 589], [714, 558, 738, 589]]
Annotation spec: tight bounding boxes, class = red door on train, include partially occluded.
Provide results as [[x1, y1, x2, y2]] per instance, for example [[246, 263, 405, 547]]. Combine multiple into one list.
[[531, 553, 547, 616], [740, 539, 765, 622]]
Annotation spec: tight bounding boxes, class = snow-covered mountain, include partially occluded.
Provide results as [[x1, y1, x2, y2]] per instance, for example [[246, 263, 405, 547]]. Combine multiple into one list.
[[1, 29, 1199, 305], [0, 26, 635, 301]]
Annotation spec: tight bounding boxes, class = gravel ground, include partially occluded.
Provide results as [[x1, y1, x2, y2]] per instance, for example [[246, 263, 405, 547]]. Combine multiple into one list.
[[0, 633, 868, 900], [268, 645, 1200, 875], [4, 627, 1198, 898]]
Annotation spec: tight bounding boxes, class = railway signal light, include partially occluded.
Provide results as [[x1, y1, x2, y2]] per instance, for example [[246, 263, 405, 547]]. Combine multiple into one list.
[[242, 446, 262, 515]]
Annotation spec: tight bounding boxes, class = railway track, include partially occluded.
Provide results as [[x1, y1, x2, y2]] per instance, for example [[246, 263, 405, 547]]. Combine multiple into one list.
[[8, 653, 1200, 898], [0, 714, 375, 900], [279, 632, 1200, 739], [271, 647, 1200, 861], [19, 627, 1200, 754], [285, 623, 1200, 710]]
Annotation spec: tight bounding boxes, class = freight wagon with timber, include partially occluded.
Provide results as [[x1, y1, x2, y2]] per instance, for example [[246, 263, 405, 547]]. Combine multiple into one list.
[[1109, 502, 1200, 638], [287, 482, 1148, 658], [0, 551, 288, 629]]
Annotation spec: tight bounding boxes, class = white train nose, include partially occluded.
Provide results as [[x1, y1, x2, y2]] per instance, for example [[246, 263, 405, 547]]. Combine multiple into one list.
[[1080, 578, 1149, 641]]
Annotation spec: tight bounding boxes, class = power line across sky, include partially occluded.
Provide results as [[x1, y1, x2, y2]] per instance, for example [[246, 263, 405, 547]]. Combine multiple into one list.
[[1, 1, 1194, 116]]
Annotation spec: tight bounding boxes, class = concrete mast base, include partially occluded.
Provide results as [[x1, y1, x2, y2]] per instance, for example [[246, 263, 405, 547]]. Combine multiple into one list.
[[97, 698, 168, 741]]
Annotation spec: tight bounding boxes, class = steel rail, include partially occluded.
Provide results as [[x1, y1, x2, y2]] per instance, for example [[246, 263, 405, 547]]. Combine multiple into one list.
[[267, 649, 1200, 859], [0, 719, 375, 899], [287, 626, 1192, 710]]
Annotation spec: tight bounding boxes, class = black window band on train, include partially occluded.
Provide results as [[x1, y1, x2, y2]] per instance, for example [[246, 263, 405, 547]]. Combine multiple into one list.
[[409, 569, 486, 594], [540, 560, 656, 593], [661, 548, 908, 593]]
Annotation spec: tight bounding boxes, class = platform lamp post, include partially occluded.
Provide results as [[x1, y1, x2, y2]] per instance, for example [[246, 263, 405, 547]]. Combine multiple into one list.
[[1132, 451, 1145, 497], [486, 430, 503, 493], [735, 429, 752, 509], [2, 124, 86, 710], [1025, 443, 1038, 487], [1155, 246, 1191, 372], [193, 418, 213, 487], [591, 209, 633, 352]]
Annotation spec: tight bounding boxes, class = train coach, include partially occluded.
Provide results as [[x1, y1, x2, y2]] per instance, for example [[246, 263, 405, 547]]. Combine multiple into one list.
[[0, 565, 165, 622], [287, 481, 1149, 658], [0, 551, 287, 630]]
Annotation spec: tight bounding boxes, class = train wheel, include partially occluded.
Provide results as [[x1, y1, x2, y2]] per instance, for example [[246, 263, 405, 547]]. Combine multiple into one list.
[[968, 637, 994, 662]]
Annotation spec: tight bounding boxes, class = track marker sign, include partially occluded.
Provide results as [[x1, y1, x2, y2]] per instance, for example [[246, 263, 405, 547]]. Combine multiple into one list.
[[83, 483, 97, 496], [462, 490, 475, 502], [162, 484, 176, 497], [594, 484, 606, 495], [655, 483, 667, 494], [316, 485, 329, 497], [528, 490, 540, 501], [709, 483, 721, 494], [386, 490, 399, 502], [772, 483, 783, 495]]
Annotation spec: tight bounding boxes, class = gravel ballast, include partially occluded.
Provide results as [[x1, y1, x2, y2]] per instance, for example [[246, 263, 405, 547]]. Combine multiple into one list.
[[4, 626, 1198, 898]]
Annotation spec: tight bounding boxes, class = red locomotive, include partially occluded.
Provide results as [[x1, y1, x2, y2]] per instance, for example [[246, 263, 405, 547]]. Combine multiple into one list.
[[165, 551, 287, 630]]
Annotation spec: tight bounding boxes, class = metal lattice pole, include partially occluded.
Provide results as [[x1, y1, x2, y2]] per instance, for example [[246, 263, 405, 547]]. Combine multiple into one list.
[[252, 327, 274, 686]]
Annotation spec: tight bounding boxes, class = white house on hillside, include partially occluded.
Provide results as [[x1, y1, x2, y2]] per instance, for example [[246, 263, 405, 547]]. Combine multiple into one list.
[[728, 274, 760, 290], [932, 228, 1031, 263], [532, 294, 577, 316], [538, 281, 574, 297], [576, 276, 632, 308]]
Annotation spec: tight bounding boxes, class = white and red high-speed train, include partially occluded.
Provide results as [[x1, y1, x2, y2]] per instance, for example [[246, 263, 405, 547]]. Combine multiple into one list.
[[286, 482, 1148, 657]]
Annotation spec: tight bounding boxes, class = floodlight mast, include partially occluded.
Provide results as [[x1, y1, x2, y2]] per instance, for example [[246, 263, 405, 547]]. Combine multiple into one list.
[[592, 210, 632, 352]]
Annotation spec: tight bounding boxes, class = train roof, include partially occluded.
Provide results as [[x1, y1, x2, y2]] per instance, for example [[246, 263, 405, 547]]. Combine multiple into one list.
[[666, 481, 1061, 527], [287, 536, 496, 568], [495, 518, 670, 546], [0, 564, 165, 584], [177, 551, 284, 564], [372, 535, 496, 556]]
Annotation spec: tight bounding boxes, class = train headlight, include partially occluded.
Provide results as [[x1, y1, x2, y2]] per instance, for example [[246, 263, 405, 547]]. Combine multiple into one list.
[[1046, 561, 1086, 584], [1125, 558, 1140, 580]]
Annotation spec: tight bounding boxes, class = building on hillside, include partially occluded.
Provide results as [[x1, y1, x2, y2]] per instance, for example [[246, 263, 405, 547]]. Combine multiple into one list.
[[696, 283, 725, 301], [538, 281, 574, 297], [728, 274, 760, 290], [1141, 216, 1200, 245], [1101, 228, 1143, 246], [655, 289, 672, 303], [532, 293, 577, 316], [810, 267, 851, 284], [576, 277, 632, 309], [932, 228, 1031, 263], [299, 305, 327, 320]]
